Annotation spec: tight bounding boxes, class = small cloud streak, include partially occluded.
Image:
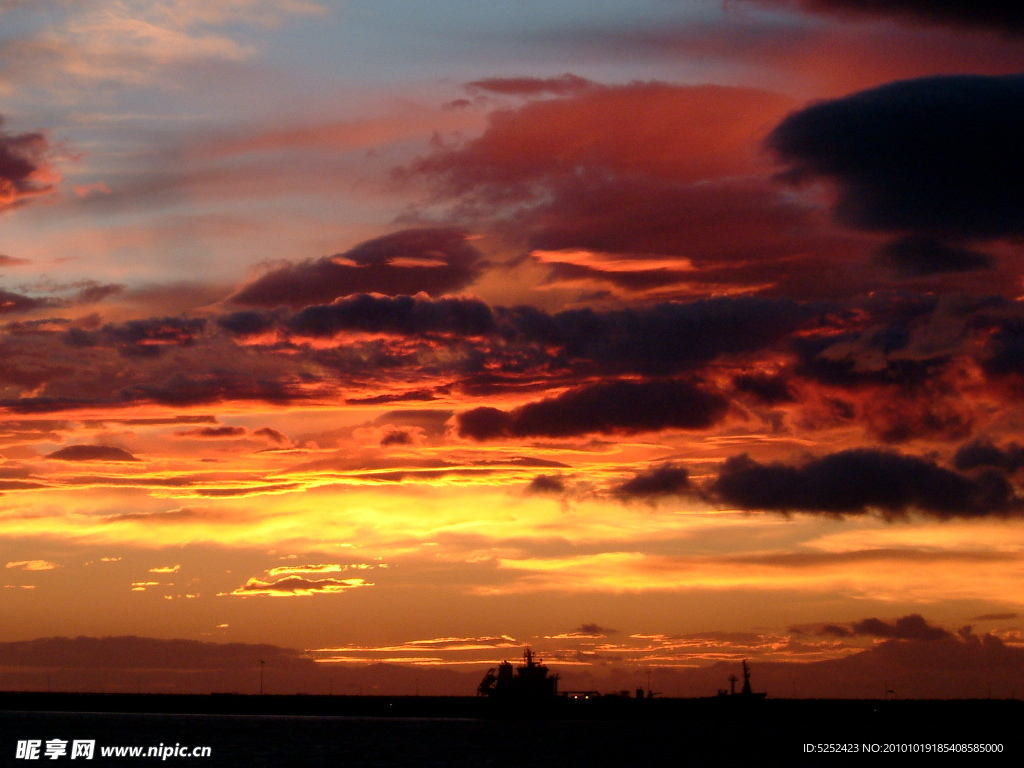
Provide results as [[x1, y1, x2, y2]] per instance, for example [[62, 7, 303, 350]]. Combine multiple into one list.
[[547, 623, 618, 639], [266, 563, 375, 576], [226, 575, 372, 597], [5, 560, 57, 571], [613, 463, 691, 500], [46, 445, 140, 462], [174, 426, 247, 439]]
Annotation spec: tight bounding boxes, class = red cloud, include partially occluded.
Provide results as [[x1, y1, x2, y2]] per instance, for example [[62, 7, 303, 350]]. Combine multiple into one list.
[[230, 228, 485, 308], [0, 118, 56, 212], [410, 82, 793, 197], [464, 73, 597, 97]]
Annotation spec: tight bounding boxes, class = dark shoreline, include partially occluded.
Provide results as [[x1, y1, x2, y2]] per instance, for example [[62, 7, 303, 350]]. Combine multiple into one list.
[[3, 697, 1018, 766], [2, 691, 1021, 720]]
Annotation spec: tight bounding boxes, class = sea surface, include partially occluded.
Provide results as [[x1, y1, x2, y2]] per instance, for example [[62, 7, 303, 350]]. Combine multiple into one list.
[[0, 708, 1016, 767]]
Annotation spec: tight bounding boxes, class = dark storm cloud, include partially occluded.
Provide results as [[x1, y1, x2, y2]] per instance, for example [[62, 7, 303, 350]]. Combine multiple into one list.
[[787, 622, 852, 637], [0, 118, 54, 211], [465, 73, 596, 96], [0, 289, 45, 314], [525, 474, 566, 494], [794, 614, 952, 640], [576, 623, 617, 636], [287, 294, 495, 338], [791, 329, 942, 389], [860, 391, 973, 445], [784, 297, 991, 428], [0, 398, 103, 415], [769, 74, 1024, 244], [550, 623, 619, 639], [732, 373, 795, 405], [65, 317, 206, 358], [217, 294, 814, 378], [970, 613, 1018, 621], [875, 236, 994, 277], [218, 294, 495, 342], [119, 372, 298, 407], [502, 297, 814, 375], [613, 463, 691, 499], [713, 449, 1017, 518], [744, 1, 1024, 34], [978, 316, 1024, 377], [380, 430, 413, 446], [852, 614, 951, 641], [457, 378, 729, 440], [253, 427, 289, 444], [6, 284, 1013, 424], [230, 228, 485, 307], [0, 323, 317, 415], [0, 282, 123, 316], [953, 439, 1024, 472], [216, 309, 279, 338], [46, 445, 139, 462], [820, 624, 854, 638]]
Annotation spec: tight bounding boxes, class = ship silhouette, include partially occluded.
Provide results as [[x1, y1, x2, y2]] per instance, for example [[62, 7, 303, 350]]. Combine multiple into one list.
[[716, 659, 767, 701], [478, 649, 767, 706], [478, 648, 559, 699]]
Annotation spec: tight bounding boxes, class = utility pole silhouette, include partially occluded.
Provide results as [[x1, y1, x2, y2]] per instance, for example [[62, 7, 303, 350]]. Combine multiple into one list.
[[259, 660, 265, 695]]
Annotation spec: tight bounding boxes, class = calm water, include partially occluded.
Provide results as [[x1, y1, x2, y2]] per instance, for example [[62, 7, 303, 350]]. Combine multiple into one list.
[[0, 709, 1015, 767]]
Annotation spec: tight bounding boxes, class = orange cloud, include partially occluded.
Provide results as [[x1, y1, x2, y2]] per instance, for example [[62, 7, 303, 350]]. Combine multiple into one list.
[[225, 575, 372, 597], [481, 548, 1024, 604], [266, 563, 375, 576], [5, 559, 57, 571]]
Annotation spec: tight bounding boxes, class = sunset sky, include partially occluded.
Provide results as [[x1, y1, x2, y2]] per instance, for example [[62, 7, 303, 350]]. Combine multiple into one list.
[[1, 0, 1024, 698]]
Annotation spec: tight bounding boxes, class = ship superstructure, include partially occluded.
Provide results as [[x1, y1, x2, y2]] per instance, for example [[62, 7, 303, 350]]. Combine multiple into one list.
[[717, 659, 767, 700], [478, 648, 559, 700]]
